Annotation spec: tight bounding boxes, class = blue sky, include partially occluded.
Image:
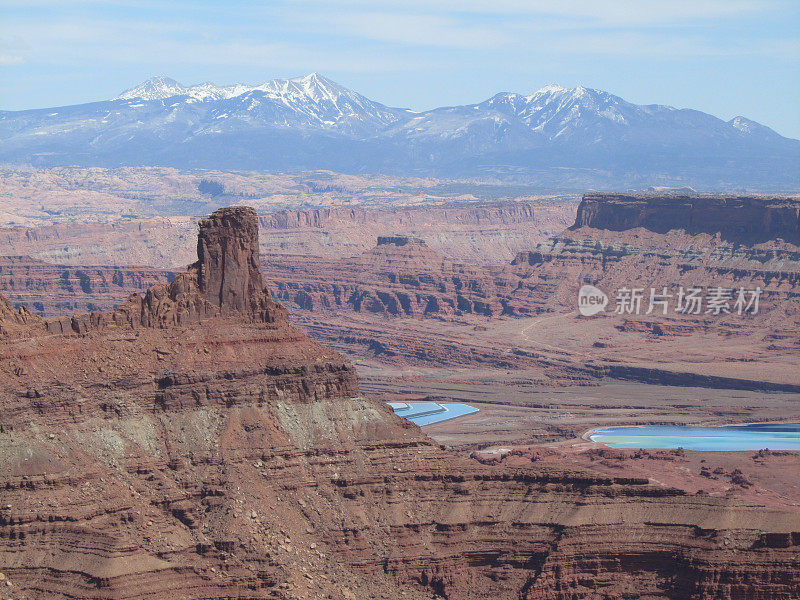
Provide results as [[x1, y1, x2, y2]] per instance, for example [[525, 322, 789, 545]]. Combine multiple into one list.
[[2, 0, 799, 138]]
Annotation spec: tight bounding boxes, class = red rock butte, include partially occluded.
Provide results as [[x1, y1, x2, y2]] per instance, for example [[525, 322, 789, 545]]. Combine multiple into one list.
[[0, 206, 798, 599], [573, 193, 800, 244]]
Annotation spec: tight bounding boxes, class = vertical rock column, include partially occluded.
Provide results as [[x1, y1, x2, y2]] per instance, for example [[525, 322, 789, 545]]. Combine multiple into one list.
[[196, 206, 270, 317]]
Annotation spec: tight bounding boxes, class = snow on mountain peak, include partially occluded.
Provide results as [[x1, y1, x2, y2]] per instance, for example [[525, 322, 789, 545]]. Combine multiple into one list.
[[258, 72, 348, 104], [107, 75, 787, 145], [115, 72, 358, 105], [531, 84, 603, 101], [114, 76, 187, 101], [5, 75, 797, 188], [111, 72, 404, 136], [298, 72, 329, 86], [465, 83, 647, 141], [537, 83, 569, 94], [728, 116, 782, 139], [730, 116, 762, 133]]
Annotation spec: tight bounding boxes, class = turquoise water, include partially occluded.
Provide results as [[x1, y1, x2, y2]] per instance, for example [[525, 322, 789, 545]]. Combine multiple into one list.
[[590, 422, 800, 451], [389, 401, 479, 426]]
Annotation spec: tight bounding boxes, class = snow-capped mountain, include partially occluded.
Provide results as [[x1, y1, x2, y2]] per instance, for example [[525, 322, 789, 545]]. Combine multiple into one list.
[[1, 74, 797, 190], [114, 76, 252, 102], [481, 84, 642, 137], [114, 76, 193, 101], [112, 72, 406, 136]]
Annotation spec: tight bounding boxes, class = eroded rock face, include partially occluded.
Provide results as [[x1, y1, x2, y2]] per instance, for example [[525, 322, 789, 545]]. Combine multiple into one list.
[[0, 200, 576, 268], [264, 195, 800, 328], [573, 194, 800, 244], [258, 194, 800, 382], [0, 206, 799, 599], [37, 207, 287, 334], [264, 236, 517, 320], [0, 294, 41, 338], [508, 200, 800, 325], [496, 193, 800, 388], [0, 255, 175, 318], [196, 206, 266, 315]]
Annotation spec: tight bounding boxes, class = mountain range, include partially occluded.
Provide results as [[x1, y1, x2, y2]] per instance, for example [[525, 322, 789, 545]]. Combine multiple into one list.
[[1, 73, 797, 190]]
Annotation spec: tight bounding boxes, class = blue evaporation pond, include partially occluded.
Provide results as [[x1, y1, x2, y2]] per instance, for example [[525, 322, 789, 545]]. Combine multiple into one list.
[[590, 422, 800, 451], [389, 402, 479, 426]]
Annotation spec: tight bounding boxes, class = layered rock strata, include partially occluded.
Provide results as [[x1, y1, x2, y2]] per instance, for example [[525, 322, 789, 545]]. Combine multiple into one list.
[[0, 206, 798, 599], [264, 194, 800, 389], [265, 236, 518, 319], [508, 195, 800, 325], [0, 256, 175, 318], [0, 200, 576, 268], [573, 193, 800, 244]]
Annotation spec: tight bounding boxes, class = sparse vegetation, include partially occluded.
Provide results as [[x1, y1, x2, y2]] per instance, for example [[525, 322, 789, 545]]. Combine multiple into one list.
[[198, 178, 225, 197]]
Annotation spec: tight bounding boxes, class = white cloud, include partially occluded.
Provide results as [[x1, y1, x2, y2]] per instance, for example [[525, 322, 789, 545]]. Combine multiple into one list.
[[0, 54, 25, 65], [287, 0, 772, 26], [1, 1, 795, 78], [535, 31, 800, 60], [320, 12, 506, 48], [277, 1, 792, 56], [0, 35, 30, 66], [0, 17, 439, 77]]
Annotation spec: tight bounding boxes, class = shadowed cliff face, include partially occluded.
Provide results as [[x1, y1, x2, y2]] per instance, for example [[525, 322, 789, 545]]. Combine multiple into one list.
[[0, 206, 799, 600], [196, 206, 266, 315], [572, 194, 800, 244], [513, 194, 800, 323], [0, 256, 175, 318], [264, 235, 513, 320]]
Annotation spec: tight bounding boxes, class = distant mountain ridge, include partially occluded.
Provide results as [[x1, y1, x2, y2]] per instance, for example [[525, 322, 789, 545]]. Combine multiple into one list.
[[1, 73, 797, 190], [112, 73, 405, 136]]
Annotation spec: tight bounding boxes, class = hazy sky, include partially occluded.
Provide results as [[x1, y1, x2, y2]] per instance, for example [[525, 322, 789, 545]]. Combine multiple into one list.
[[2, 0, 799, 138]]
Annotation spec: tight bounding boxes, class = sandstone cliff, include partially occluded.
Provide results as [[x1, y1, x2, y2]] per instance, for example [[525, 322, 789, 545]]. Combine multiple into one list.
[[39, 207, 289, 334], [0, 206, 798, 599], [0, 200, 576, 268], [258, 193, 800, 390], [510, 194, 800, 322], [573, 193, 800, 244], [501, 193, 800, 388], [0, 256, 175, 318], [265, 235, 515, 319]]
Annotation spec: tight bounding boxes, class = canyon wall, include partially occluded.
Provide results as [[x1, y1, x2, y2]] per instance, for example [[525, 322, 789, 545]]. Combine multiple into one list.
[[264, 236, 519, 320], [258, 201, 575, 266], [0, 256, 175, 317], [1, 206, 798, 599], [0, 217, 201, 268], [511, 195, 800, 321], [2, 195, 798, 388], [264, 210, 800, 329], [573, 193, 800, 244], [0, 200, 576, 268], [260, 194, 800, 389]]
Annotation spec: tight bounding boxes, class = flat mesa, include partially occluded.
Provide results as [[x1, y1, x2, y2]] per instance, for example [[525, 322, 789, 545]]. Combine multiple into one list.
[[590, 423, 800, 451], [390, 401, 479, 426]]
